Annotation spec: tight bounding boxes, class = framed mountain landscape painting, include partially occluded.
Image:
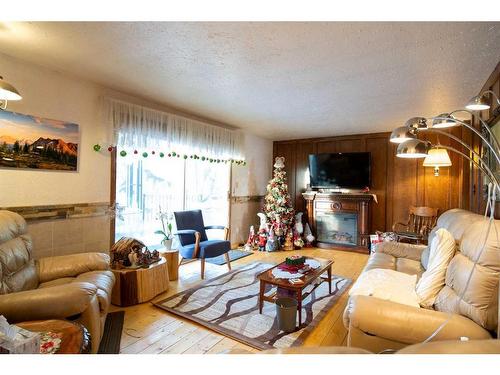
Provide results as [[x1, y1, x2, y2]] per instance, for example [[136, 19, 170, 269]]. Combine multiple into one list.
[[0, 110, 79, 171]]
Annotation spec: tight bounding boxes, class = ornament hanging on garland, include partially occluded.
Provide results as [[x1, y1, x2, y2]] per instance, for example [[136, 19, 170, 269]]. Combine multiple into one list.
[[172, 152, 177, 157], [133, 150, 138, 155], [107, 146, 114, 152], [120, 150, 127, 157], [93, 144, 101, 152], [142, 152, 148, 158], [151, 151, 155, 155], [160, 152, 165, 158]]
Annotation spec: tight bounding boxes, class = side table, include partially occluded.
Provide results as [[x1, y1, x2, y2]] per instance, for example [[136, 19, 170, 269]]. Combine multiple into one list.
[[111, 257, 170, 306], [17, 319, 90, 354], [160, 249, 179, 281]]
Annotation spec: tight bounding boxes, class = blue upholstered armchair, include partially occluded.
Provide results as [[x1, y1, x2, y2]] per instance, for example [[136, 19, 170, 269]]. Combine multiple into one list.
[[173, 209, 231, 279]]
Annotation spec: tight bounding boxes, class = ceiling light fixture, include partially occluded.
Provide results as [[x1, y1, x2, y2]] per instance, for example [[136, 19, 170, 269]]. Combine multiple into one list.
[[0, 76, 22, 110]]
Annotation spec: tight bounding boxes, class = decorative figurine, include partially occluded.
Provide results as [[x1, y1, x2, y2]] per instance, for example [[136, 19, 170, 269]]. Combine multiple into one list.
[[293, 229, 304, 249], [244, 225, 256, 251], [257, 212, 268, 231], [265, 228, 279, 252], [283, 231, 294, 251], [304, 223, 315, 247], [294, 212, 304, 236], [258, 228, 268, 251]]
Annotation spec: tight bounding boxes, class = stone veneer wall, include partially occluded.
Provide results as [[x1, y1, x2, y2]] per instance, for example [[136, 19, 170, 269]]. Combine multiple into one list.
[[4, 203, 111, 260]]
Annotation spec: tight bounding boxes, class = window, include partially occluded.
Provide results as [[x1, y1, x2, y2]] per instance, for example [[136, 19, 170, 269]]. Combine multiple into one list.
[[115, 151, 230, 247]]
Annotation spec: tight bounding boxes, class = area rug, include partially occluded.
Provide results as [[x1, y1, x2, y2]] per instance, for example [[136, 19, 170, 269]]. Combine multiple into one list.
[[98, 311, 125, 354], [205, 249, 253, 265], [153, 262, 351, 350]]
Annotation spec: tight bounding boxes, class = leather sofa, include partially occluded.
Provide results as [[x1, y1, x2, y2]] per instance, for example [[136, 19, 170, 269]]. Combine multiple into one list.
[[0, 210, 115, 353], [343, 209, 499, 353]]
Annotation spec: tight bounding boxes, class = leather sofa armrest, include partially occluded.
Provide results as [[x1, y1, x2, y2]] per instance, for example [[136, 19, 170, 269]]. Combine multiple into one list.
[[37, 252, 111, 283], [0, 282, 97, 323], [373, 241, 427, 262], [345, 295, 492, 345]]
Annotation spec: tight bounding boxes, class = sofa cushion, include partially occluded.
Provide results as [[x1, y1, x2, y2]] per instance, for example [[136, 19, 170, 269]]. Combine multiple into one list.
[[416, 228, 456, 308], [434, 218, 500, 331], [363, 252, 424, 278]]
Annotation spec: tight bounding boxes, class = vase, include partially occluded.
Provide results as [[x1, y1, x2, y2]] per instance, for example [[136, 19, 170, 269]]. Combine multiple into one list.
[[162, 238, 173, 251]]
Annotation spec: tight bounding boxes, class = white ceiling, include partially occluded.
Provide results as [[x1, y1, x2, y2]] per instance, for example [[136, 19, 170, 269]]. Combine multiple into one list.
[[0, 22, 499, 140]]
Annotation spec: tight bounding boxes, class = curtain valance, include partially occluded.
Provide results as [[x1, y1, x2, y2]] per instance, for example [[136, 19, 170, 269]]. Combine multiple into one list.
[[101, 97, 243, 159]]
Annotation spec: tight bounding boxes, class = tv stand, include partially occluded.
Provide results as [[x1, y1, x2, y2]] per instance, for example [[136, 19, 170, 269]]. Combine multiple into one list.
[[302, 191, 373, 254]]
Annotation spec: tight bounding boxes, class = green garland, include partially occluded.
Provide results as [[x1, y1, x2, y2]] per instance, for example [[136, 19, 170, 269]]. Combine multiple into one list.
[[92, 144, 246, 165]]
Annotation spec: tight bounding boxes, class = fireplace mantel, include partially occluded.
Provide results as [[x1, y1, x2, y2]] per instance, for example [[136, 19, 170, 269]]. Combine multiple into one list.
[[302, 191, 373, 253]]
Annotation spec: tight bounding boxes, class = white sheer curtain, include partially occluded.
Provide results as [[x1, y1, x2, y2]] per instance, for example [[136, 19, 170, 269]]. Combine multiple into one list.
[[101, 97, 243, 159]]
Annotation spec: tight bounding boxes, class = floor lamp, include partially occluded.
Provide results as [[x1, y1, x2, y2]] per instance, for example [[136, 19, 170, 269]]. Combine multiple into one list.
[[389, 89, 500, 340]]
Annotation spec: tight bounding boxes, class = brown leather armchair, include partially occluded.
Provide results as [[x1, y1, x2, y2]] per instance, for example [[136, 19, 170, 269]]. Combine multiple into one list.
[[0, 210, 115, 353]]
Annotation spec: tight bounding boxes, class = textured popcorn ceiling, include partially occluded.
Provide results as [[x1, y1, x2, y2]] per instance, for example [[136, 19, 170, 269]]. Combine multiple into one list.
[[0, 22, 499, 140]]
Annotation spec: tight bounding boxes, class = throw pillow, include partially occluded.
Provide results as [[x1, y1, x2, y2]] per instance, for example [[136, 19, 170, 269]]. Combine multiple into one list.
[[349, 268, 420, 308], [416, 228, 456, 308]]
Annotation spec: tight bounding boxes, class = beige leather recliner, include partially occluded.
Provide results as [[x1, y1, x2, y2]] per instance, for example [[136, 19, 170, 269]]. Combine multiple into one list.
[[0, 210, 115, 353], [343, 209, 499, 353]]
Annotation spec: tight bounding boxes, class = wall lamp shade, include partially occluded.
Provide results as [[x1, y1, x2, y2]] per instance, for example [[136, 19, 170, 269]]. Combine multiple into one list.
[[432, 113, 458, 129], [396, 139, 430, 158], [390, 126, 416, 143], [0, 77, 22, 101], [423, 148, 452, 176], [423, 148, 452, 167], [405, 117, 428, 130], [466, 94, 491, 111]]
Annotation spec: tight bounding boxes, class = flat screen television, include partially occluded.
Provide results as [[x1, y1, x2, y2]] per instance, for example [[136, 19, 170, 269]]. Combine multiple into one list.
[[308, 152, 371, 189]]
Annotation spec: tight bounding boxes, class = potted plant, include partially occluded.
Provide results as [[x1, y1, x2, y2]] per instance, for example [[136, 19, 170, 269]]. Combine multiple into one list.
[[156, 206, 174, 250]]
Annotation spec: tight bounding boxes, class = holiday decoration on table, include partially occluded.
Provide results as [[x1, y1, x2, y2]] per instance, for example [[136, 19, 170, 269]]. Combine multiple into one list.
[[285, 255, 306, 266], [263, 157, 295, 243]]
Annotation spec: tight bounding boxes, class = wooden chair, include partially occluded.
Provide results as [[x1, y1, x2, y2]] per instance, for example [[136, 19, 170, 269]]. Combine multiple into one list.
[[392, 206, 439, 244]]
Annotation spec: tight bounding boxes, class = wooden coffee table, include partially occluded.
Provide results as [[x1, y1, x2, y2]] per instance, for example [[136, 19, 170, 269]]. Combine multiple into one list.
[[257, 257, 334, 325]]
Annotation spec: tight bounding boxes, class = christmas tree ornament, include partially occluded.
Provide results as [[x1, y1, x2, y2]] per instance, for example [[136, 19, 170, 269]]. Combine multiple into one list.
[[93, 144, 101, 152], [172, 152, 177, 157], [142, 152, 148, 158], [152, 151, 155, 155], [177, 154, 181, 158], [160, 152, 165, 158], [201, 156, 206, 161], [107, 146, 114, 152], [168, 153, 172, 157], [183, 154, 188, 159], [133, 150, 138, 155], [119, 150, 127, 157]]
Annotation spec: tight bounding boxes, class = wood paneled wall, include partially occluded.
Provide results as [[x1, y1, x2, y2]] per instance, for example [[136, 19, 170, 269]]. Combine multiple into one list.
[[273, 130, 470, 234], [273, 60, 500, 231]]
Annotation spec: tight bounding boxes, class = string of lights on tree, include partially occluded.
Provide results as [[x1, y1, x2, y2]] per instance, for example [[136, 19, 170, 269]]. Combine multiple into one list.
[[92, 144, 246, 165]]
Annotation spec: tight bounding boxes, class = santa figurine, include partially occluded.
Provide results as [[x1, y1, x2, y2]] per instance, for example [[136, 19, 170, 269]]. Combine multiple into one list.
[[293, 229, 304, 249], [244, 225, 256, 251], [283, 231, 294, 251], [258, 228, 268, 252], [265, 228, 279, 252], [304, 223, 315, 247]]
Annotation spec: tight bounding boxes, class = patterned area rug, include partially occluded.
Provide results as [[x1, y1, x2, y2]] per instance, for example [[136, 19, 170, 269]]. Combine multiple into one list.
[[153, 262, 351, 350]]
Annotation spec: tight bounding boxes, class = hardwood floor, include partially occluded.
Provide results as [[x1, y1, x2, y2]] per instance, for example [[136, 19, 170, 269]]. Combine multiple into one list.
[[111, 248, 368, 354]]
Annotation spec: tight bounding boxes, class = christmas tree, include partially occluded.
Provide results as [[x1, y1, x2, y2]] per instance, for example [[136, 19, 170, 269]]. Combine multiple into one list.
[[264, 157, 295, 234]]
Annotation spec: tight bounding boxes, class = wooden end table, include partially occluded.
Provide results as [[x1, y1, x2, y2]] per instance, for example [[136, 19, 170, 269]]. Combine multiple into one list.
[[111, 257, 170, 306], [257, 257, 334, 326], [160, 249, 179, 281], [17, 319, 90, 354]]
